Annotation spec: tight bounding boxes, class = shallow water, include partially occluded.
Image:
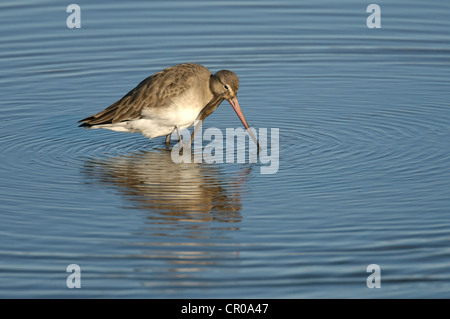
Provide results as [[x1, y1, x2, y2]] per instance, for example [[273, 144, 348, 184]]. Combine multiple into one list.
[[1, 0, 450, 298]]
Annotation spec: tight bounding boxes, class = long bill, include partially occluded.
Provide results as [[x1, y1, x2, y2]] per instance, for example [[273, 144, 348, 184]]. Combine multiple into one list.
[[228, 97, 261, 152]]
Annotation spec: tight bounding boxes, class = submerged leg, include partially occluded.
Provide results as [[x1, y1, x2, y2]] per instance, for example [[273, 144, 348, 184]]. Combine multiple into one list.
[[189, 120, 202, 147], [176, 127, 182, 143], [165, 133, 171, 145], [177, 127, 188, 148], [176, 126, 189, 151]]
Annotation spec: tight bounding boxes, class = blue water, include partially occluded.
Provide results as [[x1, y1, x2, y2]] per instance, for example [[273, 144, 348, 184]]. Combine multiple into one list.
[[1, 0, 450, 298]]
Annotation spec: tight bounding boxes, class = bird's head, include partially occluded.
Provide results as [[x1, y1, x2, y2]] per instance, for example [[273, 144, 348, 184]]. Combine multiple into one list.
[[210, 69, 260, 152], [210, 70, 239, 100]]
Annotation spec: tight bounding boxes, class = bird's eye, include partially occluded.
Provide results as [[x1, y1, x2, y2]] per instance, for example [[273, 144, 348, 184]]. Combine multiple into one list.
[[224, 85, 229, 90]]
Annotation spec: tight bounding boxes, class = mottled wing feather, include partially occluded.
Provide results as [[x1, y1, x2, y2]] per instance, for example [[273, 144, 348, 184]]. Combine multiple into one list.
[[78, 63, 206, 127]]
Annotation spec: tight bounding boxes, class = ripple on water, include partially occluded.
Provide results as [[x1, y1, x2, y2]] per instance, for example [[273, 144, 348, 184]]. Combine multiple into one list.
[[1, 0, 450, 298], [248, 91, 450, 211]]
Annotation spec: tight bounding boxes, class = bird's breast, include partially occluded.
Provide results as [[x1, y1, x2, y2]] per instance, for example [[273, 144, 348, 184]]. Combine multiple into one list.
[[141, 89, 212, 129]]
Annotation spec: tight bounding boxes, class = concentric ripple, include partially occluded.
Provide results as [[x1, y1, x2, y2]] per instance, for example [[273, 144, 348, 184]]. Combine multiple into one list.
[[1, 0, 450, 298]]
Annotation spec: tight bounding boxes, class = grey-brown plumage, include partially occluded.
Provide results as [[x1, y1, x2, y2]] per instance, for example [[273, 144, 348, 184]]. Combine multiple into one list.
[[78, 63, 258, 149], [79, 63, 210, 127]]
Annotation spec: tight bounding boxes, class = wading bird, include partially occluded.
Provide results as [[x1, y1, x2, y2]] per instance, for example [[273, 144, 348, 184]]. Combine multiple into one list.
[[78, 63, 259, 149]]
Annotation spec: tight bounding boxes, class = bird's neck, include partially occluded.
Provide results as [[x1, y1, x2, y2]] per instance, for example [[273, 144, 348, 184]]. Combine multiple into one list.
[[200, 95, 225, 121]]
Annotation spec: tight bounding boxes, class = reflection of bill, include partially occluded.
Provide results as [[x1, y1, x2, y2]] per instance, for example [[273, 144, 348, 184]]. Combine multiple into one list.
[[171, 125, 279, 175], [82, 149, 248, 224]]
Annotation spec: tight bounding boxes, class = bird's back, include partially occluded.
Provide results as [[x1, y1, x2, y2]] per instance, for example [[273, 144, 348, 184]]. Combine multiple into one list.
[[78, 63, 212, 127]]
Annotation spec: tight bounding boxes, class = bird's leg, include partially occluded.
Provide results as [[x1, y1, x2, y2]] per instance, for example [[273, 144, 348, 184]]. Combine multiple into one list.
[[165, 133, 171, 145], [189, 120, 202, 147], [175, 126, 188, 150], [175, 126, 191, 155], [176, 127, 182, 143]]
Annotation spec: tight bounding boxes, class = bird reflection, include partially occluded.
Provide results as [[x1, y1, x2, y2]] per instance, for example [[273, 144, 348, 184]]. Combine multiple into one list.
[[81, 148, 252, 286], [82, 148, 250, 225]]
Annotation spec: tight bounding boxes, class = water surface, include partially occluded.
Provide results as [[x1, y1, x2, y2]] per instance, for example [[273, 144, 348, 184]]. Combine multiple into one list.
[[1, 0, 450, 298]]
